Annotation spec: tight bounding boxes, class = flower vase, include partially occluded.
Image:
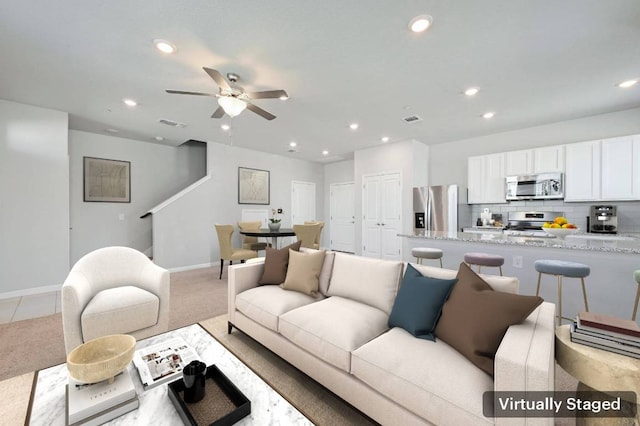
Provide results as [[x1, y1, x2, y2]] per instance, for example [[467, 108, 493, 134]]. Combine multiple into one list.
[[268, 222, 281, 231]]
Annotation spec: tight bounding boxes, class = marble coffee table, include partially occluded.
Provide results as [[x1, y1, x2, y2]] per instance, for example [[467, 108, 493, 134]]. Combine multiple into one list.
[[28, 324, 312, 425]]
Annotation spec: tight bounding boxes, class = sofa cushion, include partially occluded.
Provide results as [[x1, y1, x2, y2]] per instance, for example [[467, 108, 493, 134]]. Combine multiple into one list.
[[282, 249, 326, 296], [351, 327, 494, 425], [258, 241, 302, 285], [235, 285, 321, 332], [327, 253, 403, 314], [81, 286, 159, 342], [299, 248, 334, 295], [435, 262, 543, 376], [411, 262, 519, 294], [388, 264, 457, 341], [279, 297, 388, 372]]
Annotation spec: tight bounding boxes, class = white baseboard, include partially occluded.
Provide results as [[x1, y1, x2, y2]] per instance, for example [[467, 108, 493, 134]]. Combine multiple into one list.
[[0, 284, 62, 300], [168, 262, 215, 273]]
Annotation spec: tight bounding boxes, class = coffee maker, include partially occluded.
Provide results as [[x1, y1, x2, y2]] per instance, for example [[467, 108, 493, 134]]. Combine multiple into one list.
[[589, 205, 618, 234]]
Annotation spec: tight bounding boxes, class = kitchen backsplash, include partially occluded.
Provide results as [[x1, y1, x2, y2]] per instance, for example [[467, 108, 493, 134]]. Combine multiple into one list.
[[468, 200, 640, 233]]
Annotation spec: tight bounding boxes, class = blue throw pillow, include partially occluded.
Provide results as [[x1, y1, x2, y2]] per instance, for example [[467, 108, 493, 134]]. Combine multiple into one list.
[[388, 264, 458, 341]]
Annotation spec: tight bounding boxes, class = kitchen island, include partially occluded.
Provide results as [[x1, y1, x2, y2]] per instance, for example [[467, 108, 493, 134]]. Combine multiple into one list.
[[399, 231, 640, 323]]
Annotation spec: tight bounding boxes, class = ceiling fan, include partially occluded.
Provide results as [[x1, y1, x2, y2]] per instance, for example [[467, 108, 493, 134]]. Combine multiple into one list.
[[166, 67, 288, 120]]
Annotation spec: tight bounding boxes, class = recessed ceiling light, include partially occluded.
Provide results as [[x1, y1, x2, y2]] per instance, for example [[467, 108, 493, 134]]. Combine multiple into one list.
[[618, 79, 638, 88], [221, 124, 230, 131], [349, 123, 359, 130], [105, 128, 119, 133], [482, 111, 495, 119], [381, 136, 390, 143], [409, 15, 433, 33], [464, 87, 480, 96], [154, 39, 176, 54], [280, 95, 289, 100], [322, 150, 329, 156], [289, 141, 297, 147], [154, 136, 164, 141], [123, 98, 137, 107]]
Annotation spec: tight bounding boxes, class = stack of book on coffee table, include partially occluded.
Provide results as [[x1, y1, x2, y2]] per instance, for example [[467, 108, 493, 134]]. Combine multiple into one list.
[[66, 368, 138, 426], [570, 311, 640, 359]]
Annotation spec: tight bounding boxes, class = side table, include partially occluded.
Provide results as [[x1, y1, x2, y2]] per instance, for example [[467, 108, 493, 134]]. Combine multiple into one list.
[[555, 324, 640, 424]]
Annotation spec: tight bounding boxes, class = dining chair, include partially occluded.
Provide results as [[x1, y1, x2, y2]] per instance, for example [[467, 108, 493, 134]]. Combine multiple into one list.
[[293, 223, 321, 249], [304, 220, 325, 249], [237, 221, 268, 252], [215, 224, 258, 279]]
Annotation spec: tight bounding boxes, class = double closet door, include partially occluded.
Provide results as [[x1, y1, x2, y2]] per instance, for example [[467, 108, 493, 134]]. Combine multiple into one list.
[[362, 172, 402, 260]]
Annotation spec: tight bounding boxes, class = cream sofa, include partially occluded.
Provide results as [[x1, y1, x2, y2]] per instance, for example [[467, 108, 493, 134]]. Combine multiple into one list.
[[227, 251, 555, 425]]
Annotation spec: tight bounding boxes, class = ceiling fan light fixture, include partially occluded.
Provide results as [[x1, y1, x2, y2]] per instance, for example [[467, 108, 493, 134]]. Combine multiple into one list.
[[218, 96, 247, 117]]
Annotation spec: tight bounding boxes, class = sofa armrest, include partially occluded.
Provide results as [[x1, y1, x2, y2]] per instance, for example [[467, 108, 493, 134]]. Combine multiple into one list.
[[495, 301, 556, 391], [139, 262, 171, 331], [227, 262, 265, 324]]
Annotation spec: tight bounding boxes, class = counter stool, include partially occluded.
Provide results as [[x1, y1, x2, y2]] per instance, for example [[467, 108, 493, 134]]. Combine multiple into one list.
[[535, 260, 590, 326], [633, 270, 640, 321], [463, 252, 504, 275], [411, 247, 443, 267]]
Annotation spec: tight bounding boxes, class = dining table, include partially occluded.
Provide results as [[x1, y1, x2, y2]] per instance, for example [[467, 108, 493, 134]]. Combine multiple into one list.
[[239, 228, 296, 249]]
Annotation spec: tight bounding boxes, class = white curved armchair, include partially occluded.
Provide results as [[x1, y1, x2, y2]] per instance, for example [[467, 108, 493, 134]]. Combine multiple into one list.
[[61, 246, 170, 354]]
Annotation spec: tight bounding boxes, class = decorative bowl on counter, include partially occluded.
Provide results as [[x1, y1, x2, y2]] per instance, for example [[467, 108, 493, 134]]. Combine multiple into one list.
[[67, 334, 136, 384], [543, 227, 581, 240]]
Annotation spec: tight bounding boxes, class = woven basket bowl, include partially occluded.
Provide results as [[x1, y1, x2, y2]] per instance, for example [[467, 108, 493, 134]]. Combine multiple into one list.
[[67, 334, 136, 384]]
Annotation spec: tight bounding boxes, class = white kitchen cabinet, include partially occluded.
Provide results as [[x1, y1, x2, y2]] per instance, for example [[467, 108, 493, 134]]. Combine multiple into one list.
[[533, 145, 565, 173], [505, 149, 534, 176], [467, 153, 506, 204], [564, 140, 601, 201], [362, 172, 402, 260], [601, 135, 640, 200]]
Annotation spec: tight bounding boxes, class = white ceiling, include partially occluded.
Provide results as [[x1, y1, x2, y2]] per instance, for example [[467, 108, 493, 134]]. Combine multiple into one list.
[[1, 1, 639, 163]]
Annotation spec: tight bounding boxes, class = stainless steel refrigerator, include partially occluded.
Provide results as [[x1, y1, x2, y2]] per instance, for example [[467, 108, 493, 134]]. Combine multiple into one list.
[[413, 185, 458, 234]]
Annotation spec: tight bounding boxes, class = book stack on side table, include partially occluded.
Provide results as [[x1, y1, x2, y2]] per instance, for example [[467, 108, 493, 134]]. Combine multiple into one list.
[[66, 368, 138, 426], [570, 311, 640, 359]]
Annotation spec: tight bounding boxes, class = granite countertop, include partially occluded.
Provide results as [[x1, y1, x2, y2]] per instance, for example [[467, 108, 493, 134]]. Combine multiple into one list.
[[399, 231, 640, 254]]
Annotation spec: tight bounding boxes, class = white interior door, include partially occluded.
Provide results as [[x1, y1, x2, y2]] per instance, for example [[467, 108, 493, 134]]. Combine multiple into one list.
[[291, 181, 316, 224], [362, 172, 401, 260], [362, 175, 382, 258], [330, 182, 355, 253], [380, 173, 402, 260]]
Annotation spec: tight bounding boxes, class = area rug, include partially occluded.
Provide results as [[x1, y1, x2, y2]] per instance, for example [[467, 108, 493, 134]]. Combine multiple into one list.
[[199, 315, 376, 426]]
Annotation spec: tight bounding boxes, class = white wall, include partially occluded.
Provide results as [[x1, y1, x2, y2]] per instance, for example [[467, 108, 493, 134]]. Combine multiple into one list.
[[0, 100, 69, 295], [354, 140, 429, 256], [152, 141, 324, 270], [68, 131, 206, 264]]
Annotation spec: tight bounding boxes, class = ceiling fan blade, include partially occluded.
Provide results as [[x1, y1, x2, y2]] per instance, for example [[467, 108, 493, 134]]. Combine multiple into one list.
[[166, 90, 214, 96], [246, 89, 288, 100], [211, 106, 225, 118], [246, 102, 276, 120], [203, 67, 231, 91]]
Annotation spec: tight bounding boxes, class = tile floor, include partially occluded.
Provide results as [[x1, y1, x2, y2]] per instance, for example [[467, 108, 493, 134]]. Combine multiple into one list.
[[0, 291, 61, 324]]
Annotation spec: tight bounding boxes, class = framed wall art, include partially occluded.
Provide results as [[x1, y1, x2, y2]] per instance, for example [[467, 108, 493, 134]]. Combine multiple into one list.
[[83, 156, 131, 203], [238, 167, 270, 205]]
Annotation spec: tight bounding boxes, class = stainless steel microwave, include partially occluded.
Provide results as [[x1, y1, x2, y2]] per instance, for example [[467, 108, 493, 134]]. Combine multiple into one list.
[[505, 172, 564, 200]]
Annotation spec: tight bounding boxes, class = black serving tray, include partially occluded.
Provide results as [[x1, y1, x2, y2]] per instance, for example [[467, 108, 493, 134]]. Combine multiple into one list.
[[168, 364, 251, 426]]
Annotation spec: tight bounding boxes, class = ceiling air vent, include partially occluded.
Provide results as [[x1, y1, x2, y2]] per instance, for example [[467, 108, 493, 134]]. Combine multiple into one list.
[[158, 119, 187, 128], [401, 115, 423, 124]]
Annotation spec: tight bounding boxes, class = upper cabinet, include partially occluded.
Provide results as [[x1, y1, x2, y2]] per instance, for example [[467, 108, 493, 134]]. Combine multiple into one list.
[[505, 145, 565, 176], [533, 145, 565, 173], [505, 149, 534, 175], [601, 135, 640, 200], [468, 153, 506, 204], [565, 140, 601, 201]]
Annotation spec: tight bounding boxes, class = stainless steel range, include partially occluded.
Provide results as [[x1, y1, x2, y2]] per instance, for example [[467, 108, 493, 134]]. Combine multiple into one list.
[[503, 211, 562, 238]]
